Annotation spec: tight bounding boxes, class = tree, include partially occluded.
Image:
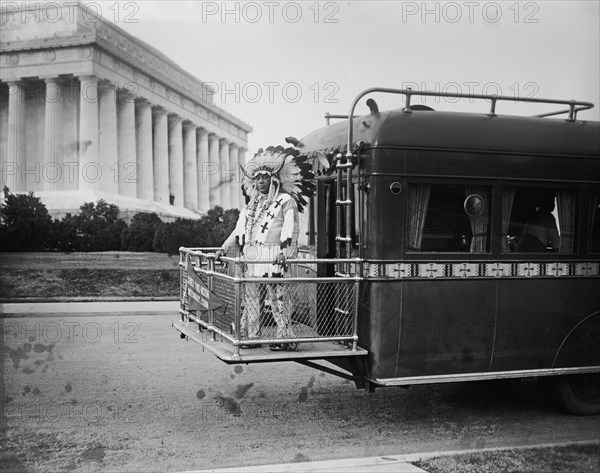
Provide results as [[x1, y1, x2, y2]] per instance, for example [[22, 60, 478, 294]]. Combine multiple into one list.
[[70, 200, 127, 251], [196, 206, 240, 247], [152, 218, 197, 254], [121, 212, 163, 251], [151, 207, 239, 254], [0, 188, 53, 251], [48, 214, 79, 251]]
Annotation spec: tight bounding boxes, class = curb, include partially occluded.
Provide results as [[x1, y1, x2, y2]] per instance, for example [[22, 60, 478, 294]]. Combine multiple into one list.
[[186, 440, 600, 473], [0, 296, 179, 303], [0, 300, 180, 317]]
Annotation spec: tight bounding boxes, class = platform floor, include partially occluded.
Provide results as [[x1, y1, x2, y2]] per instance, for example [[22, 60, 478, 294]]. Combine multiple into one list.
[[172, 321, 368, 363]]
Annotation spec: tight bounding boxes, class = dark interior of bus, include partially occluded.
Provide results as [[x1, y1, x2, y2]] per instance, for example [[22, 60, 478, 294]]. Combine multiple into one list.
[[406, 183, 489, 253], [592, 196, 600, 253], [421, 184, 474, 252]]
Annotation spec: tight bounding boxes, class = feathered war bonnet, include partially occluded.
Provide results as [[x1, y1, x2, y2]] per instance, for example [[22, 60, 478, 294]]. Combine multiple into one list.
[[240, 145, 315, 212]]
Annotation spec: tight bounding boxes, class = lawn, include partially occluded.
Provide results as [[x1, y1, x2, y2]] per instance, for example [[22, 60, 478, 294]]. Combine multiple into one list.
[[0, 252, 181, 301], [413, 443, 599, 473]]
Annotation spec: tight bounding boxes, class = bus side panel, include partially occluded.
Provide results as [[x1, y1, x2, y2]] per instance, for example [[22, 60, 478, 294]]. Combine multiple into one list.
[[368, 279, 497, 379], [553, 312, 600, 368], [365, 166, 406, 261], [492, 278, 600, 371], [363, 281, 403, 379]]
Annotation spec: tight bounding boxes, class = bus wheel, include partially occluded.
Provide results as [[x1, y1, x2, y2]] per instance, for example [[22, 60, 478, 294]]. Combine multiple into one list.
[[556, 374, 600, 416]]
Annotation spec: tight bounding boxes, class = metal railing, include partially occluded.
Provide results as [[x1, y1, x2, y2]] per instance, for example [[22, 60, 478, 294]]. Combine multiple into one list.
[[179, 247, 362, 357]]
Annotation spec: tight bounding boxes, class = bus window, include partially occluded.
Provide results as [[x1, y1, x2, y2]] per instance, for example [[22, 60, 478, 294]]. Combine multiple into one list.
[[407, 183, 491, 253], [590, 190, 600, 253], [504, 187, 578, 253]]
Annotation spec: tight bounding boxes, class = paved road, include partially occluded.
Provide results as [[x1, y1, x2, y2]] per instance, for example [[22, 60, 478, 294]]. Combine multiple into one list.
[[2, 307, 599, 472]]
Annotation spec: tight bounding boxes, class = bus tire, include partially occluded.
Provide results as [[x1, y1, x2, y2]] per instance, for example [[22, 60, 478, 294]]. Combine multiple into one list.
[[555, 374, 600, 416]]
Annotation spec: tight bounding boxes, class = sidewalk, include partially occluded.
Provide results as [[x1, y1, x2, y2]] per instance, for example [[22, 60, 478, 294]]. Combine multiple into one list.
[[189, 454, 427, 472], [0, 300, 180, 317]]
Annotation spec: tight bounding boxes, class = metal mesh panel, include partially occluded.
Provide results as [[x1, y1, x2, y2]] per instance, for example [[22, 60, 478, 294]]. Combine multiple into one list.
[[190, 265, 235, 332], [234, 280, 355, 342], [180, 250, 359, 345], [211, 268, 236, 333], [182, 261, 235, 330]]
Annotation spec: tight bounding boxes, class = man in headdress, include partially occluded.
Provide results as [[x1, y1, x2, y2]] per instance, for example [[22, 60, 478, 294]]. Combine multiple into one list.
[[217, 146, 314, 351]]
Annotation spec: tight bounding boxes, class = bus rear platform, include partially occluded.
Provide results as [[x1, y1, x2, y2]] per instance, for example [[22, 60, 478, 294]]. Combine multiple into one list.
[[173, 317, 367, 364], [175, 248, 368, 368]]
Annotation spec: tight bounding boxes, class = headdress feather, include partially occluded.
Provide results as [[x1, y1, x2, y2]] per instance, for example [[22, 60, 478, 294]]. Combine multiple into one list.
[[241, 146, 315, 212]]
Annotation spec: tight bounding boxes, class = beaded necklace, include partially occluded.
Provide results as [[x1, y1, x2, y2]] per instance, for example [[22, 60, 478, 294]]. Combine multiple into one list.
[[245, 193, 269, 243]]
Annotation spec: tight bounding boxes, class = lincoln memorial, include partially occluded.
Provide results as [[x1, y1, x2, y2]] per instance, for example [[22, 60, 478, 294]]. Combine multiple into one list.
[[0, 2, 252, 221]]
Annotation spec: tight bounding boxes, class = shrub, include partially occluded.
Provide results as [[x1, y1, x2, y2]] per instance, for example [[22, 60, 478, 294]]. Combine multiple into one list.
[[66, 200, 127, 251], [0, 187, 53, 251], [195, 206, 240, 247], [153, 218, 197, 254], [152, 206, 239, 254], [121, 212, 163, 251], [48, 214, 79, 251]]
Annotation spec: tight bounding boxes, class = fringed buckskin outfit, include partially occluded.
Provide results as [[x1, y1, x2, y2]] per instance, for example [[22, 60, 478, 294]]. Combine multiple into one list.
[[221, 146, 314, 347]]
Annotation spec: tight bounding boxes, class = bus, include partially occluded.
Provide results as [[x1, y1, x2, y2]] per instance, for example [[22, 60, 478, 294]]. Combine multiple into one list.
[[174, 87, 600, 415]]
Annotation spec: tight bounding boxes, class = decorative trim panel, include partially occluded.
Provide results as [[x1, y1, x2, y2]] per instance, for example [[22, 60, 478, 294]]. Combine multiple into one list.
[[364, 261, 600, 279]]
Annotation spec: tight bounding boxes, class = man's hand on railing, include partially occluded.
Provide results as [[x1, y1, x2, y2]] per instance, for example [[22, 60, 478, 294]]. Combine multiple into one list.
[[214, 249, 225, 261], [273, 252, 286, 266], [273, 252, 289, 272]]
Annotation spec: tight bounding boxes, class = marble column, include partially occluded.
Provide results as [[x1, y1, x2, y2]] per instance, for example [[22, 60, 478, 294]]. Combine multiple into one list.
[[183, 121, 198, 210], [78, 75, 99, 191], [228, 143, 239, 210], [5, 81, 25, 193], [135, 99, 153, 201], [168, 114, 184, 207], [219, 138, 230, 209], [61, 78, 79, 192], [237, 147, 247, 207], [207, 133, 220, 208], [196, 128, 210, 213], [116, 90, 137, 198], [43, 77, 62, 191], [98, 81, 119, 195], [152, 106, 169, 205]]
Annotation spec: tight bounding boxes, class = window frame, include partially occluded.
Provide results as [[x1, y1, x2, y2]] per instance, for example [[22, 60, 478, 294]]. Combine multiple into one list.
[[588, 186, 600, 254], [404, 179, 494, 257], [499, 183, 582, 256]]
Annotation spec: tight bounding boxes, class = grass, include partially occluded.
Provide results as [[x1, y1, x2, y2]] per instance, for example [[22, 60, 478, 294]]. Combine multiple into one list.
[[413, 443, 600, 473], [0, 252, 181, 300], [0, 268, 179, 300]]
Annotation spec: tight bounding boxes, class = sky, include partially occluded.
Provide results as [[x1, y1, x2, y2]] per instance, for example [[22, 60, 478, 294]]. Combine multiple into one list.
[[102, 0, 600, 155]]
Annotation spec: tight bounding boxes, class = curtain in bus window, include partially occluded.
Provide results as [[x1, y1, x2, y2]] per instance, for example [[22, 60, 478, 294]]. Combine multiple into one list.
[[465, 186, 490, 253], [591, 192, 600, 253], [591, 193, 599, 226], [407, 184, 431, 251], [556, 191, 576, 253], [502, 188, 516, 252]]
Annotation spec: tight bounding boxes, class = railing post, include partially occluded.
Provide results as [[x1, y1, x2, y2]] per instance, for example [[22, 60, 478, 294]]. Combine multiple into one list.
[[208, 255, 216, 341], [568, 101, 576, 121], [489, 96, 497, 116], [352, 271, 361, 351], [179, 249, 185, 322], [233, 256, 242, 356]]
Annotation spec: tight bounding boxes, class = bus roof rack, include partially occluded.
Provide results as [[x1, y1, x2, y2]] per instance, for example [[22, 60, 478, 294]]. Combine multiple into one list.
[[341, 87, 595, 158]]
